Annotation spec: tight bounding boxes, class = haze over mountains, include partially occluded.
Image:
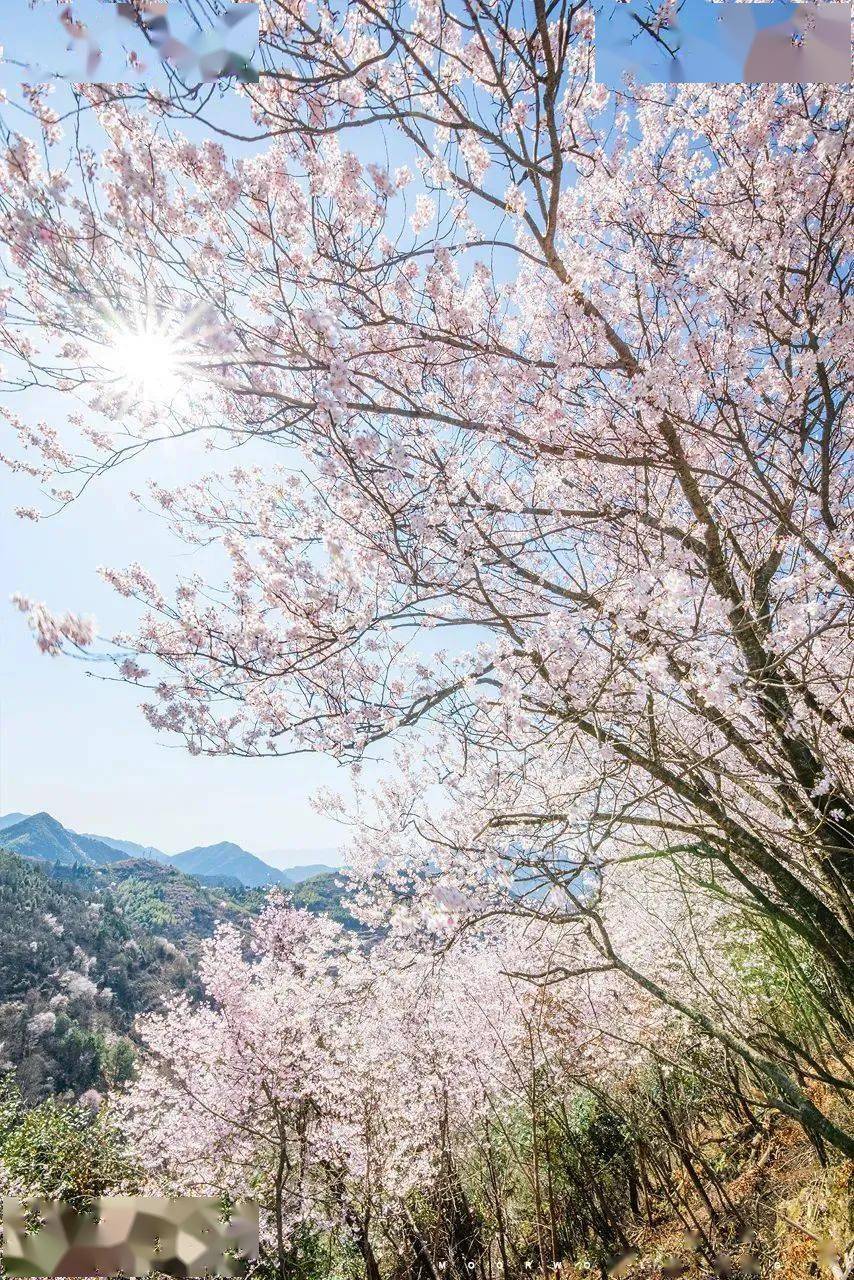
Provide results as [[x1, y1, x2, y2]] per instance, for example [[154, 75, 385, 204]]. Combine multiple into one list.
[[0, 812, 336, 888]]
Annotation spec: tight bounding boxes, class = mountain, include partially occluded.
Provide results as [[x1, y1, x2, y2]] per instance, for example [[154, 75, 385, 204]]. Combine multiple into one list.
[[172, 841, 291, 888], [69, 857, 259, 939], [83, 833, 171, 863], [2, 813, 336, 888], [285, 863, 336, 884], [0, 813, 126, 868], [264, 846, 342, 871], [0, 813, 29, 831], [193, 871, 244, 889]]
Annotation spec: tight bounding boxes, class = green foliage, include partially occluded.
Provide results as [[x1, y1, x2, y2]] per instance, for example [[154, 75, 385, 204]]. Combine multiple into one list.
[[0, 1074, 134, 1208], [49, 1015, 106, 1094], [111, 875, 177, 929], [465, 1082, 642, 1274], [100, 1035, 136, 1087], [724, 913, 848, 1040], [287, 874, 361, 931], [247, 1231, 346, 1280]]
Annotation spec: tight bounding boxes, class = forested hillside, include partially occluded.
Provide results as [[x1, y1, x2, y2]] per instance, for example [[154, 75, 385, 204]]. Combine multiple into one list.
[[0, 851, 201, 1100], [54, 858, 263, 938], [287, 871, 363, 931]]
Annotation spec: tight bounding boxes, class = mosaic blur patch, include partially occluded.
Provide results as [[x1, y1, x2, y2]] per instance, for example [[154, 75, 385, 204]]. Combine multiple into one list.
[[1, 1198, 259, 1278], [596, 0, 852, 84], [9, 1, 259, 88]]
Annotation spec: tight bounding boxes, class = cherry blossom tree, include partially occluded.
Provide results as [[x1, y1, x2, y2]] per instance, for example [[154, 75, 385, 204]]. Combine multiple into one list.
[[114, 885, 838, 1277], [114, 893, 573, 1277], [1, 1, 852, 1152]]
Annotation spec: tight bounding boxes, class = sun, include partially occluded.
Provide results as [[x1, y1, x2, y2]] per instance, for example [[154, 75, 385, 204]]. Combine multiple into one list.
[[104, 324, 184, 405], [95, 303, 224, 410]]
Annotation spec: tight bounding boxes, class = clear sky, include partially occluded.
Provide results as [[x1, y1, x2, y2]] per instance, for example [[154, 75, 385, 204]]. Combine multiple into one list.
[[0, 386, 358, 870]]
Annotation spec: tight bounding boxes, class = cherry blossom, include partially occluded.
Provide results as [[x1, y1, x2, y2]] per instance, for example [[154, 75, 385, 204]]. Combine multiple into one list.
[[0, 0, 851, 1160]]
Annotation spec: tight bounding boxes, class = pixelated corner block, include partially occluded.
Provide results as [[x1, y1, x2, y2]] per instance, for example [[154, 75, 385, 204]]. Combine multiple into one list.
[[595, 0, 851, 86], [19, 2, 259, 89], [1, 1197, 259, 1278]]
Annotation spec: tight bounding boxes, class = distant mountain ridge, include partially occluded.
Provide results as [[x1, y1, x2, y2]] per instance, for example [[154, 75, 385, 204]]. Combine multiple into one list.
[[0, 813, 127, 867], [0, 812, 335, 888], [172, 841, 289, 888], [0, 813, 28, 830], [84, 833, 172, 864]]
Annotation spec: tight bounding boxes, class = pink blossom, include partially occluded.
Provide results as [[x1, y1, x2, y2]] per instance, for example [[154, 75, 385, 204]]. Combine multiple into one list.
[[11, 594, 96, 655]]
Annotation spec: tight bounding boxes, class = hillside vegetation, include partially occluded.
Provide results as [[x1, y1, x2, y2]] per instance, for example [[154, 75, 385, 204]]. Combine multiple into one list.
[[0, 851, 201, 1100], [0, 849, 351, 1104]]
